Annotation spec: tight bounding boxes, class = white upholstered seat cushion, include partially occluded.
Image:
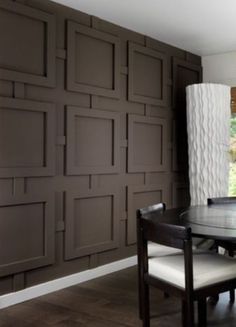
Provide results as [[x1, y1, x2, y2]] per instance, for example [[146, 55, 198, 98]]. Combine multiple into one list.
[[148, 241, 182, 257], [147, 242, 207, 257], [149, 253, 236, 289]]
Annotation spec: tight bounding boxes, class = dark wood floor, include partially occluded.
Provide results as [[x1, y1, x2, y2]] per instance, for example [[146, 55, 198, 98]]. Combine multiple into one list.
[[0, 267, 236, 326]]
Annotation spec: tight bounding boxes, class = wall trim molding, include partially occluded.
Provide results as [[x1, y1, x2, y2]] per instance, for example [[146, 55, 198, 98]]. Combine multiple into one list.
[[0, 255, 137, 310]]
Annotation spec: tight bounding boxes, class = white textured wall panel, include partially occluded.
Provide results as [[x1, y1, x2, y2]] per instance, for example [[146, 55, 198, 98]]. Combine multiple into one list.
[[186, 83, 231, 205]]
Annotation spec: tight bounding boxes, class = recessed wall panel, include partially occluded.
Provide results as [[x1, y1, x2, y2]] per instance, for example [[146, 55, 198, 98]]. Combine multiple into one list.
[[0, 109, 44, 168], [0, 2, 55, 87], [74, 196, 113, 248], [0, 195, 54, 277], [0, 98, 55, 177], [74, 116, 112, 167], [128, 42, 167, 106], [65, 189, 119, 259], [128, 115, 167, 172], [1, 203, 44, 265], [173, 58, 202, 106], [75, 33, 113, 89], [134, 52, 162, 99], [127, 184, 168, 244], [66, 107, 120, 175], [67, 21, 120, 98]]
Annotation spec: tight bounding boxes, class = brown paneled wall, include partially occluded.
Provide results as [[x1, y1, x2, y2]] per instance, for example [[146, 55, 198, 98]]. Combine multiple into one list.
[[0, 0, 202, 295]]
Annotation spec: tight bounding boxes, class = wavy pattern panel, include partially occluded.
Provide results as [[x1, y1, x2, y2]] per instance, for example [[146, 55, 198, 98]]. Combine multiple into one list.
[[186, 83, 231, 205]]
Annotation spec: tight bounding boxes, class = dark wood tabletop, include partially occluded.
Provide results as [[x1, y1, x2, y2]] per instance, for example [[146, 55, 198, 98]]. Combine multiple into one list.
[[156, 204, 236, 241]]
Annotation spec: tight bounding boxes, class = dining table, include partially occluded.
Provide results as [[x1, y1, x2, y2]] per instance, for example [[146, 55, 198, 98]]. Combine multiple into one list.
[[155, 203, 236, 243]]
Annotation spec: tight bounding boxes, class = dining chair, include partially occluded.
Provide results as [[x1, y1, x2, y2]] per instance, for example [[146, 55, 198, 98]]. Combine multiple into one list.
[[137, 207, 236, 327], [137, 203, 181, 319], [208, 196, 236, 302]]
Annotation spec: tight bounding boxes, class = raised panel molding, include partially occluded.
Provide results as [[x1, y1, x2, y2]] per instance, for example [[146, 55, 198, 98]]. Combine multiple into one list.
[[0, 0, 202, 296], [65, 189, 119, 259], [66, 106, 120, 175], [0, 194, 55, 277], [128, 42, 167, 106], [0, 1, 55, 87], [128, 114, 167, 172], [127, 184, 168, 244], [67, 21, 120, 98], [0, 97, 55, 178]]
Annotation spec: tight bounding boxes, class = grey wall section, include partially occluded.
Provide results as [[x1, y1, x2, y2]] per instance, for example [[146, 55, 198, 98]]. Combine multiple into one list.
[[0, 0, 202, 295]]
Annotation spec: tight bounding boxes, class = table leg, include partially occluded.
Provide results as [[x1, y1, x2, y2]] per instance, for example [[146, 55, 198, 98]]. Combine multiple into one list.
[[198, 299, 207, 327]]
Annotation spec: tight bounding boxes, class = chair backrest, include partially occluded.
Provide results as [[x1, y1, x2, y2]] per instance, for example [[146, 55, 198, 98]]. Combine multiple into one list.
[[208, 197, 236, 205], [137, 210, 192, 250]]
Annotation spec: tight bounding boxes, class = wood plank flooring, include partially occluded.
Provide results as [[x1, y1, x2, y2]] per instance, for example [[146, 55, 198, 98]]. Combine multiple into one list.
[[0, 267, 236, 326]]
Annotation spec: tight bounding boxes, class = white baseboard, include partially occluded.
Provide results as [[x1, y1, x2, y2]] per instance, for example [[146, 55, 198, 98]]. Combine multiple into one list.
[[0, 255, 137, 310]]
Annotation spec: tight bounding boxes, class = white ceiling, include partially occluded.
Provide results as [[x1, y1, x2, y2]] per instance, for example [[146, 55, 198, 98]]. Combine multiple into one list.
[[51, 0, 236, 56]]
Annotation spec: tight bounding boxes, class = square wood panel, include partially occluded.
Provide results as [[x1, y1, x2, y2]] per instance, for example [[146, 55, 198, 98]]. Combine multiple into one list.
[[66, 107, 120, 175], [127, 184, 168, 244], [67, 21, 120, 98], [65, 189, 119, 259], [128, 114, 167, 172], [0, 1, 55, 87], [0, 194, 55, 277], [128, 42, 167, 106], [0, 97, 55, 177]]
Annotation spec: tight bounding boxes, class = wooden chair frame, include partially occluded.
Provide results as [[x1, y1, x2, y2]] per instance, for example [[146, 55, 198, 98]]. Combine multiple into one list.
[[137, 203, 166, 319]]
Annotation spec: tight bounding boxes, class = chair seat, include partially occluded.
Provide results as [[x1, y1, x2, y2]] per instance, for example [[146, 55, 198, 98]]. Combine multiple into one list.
[[148, 241, 181, 257], [148, 242, 210, 257], [149, 253, 236, 289]]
